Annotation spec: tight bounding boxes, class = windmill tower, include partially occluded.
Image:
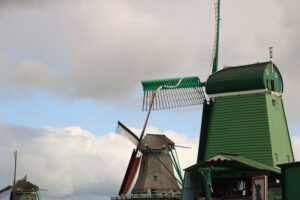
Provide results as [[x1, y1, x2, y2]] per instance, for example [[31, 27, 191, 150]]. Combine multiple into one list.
[[131, 134, 180, 194], [198, 61, 294, 167], [0, 151, 42, 200], [114, 122, 182, 199]]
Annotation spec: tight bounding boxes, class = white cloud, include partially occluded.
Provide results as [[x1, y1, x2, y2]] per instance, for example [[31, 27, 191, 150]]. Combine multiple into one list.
[[0, 0, 212, 101], [291, 136, 300, 161], [0, 122, 198, 200]]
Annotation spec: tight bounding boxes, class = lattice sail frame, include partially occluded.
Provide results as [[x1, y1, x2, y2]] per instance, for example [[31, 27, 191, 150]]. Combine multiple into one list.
[[142, 76, 207, 111]]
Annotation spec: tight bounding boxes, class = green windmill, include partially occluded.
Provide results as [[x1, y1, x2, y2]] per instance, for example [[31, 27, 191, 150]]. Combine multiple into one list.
[[139, 0, 294, 199]]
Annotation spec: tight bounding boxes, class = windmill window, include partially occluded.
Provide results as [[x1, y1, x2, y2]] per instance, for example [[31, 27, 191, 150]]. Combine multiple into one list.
[[275, 153, 279, 162], [272, 99, 279, 110], [266, 69, 270, 75], [271, 80, 275, 91], [153, 175, 158, 182]]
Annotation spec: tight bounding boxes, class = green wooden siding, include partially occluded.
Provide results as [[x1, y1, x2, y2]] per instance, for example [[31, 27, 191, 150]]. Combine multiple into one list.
[[203, 92, 292, 168], [264, 64, 283, 93], [266, 95, 294, 164], [285, 166, 300, 200]]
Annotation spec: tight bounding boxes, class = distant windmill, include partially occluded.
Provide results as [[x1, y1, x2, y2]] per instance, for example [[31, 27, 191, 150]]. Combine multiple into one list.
[[0, 151, 42, 200], [115, 121, 183, 196]]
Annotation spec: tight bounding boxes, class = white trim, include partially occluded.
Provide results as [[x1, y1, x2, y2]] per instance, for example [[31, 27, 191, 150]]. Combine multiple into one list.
[[208, 89, 266, 98], [271, 91, 282, 97], [208, 89, 283, 98], [206, 155, 232, 162]]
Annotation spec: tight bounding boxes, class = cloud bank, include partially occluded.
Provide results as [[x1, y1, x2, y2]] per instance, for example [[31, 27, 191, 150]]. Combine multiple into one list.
[[0, 122, 198, 200], [0, 121, 299, 200]]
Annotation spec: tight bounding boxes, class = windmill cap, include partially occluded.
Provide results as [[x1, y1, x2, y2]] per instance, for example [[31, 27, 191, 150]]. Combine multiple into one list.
[[206, 61, 283, 95], [140, 134, 175, 151], [13, 180, 39, 192]]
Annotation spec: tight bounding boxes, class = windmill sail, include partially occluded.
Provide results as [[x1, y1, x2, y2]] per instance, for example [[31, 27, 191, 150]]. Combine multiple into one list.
[[116, 121, 140, 146], [118, 149, 141, 195], [116, 121, 142, 195], [0, 186, 13, 196], [118, 88, 157, 195], [142, 76, 207, 111]]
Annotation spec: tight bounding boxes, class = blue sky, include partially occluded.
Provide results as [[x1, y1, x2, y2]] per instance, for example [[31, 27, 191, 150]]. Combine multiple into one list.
[[0, 0, 300, 200], [0, 91, 204, 137]]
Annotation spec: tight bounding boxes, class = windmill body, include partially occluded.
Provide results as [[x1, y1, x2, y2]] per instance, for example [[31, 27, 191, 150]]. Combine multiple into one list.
[[112, 122, 182, 199], [10, 179, 40, 200], [181, 61, 294, 199], [0, 152, 42, 200], [198, 62, 294, 167], [132, 134, 180, 194]]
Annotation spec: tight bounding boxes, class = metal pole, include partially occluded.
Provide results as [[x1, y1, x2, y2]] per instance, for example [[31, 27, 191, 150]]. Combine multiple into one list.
[[138, 91, 156, 149], [13, 151, 17, 185], [146, 145, 182, 186]]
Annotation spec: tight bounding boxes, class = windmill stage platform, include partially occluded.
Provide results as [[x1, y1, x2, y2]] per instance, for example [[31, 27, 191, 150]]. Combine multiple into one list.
[[111, 193, 181, 200]]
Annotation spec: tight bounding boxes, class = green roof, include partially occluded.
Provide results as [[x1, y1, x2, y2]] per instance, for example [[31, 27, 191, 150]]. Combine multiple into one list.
[[185, 153, 281, 174], [220, 153, 281, 173], [206, 62, 283, 94]]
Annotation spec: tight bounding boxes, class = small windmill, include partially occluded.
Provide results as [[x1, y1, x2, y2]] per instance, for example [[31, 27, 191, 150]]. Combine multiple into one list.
[[0, 151, 42, 200], [116, 121, 183, 195]]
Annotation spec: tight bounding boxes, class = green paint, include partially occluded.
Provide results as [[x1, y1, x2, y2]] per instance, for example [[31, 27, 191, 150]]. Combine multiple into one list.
[[266, 94, 294, 164], [206, 62, 283, 95], [18, 189, 29, 200], [284, 166, 300, 200], [264, 64, 283, 93], [202, 92, 293, 168], [187, 153, 280, 173], [199, 170, 212, 198], [142, 76, 203, 91], [197, 101, 213, 163], [146, 145, 183, 185], [169, 148, 184, 182], [268, 190, 282, 200]]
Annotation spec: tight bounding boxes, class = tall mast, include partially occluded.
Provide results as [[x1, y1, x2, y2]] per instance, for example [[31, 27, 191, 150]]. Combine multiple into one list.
[[13, 151, 17, 185], [212, 0, 221, 73]]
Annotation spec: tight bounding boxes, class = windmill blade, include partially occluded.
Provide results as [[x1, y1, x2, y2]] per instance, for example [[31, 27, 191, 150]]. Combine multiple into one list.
[[118, 149, 141, 195], [142, 76, 207, 111], [175, 145, 192, 149], [0, 186, 13, 195], [116, 121, 140, 146]]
